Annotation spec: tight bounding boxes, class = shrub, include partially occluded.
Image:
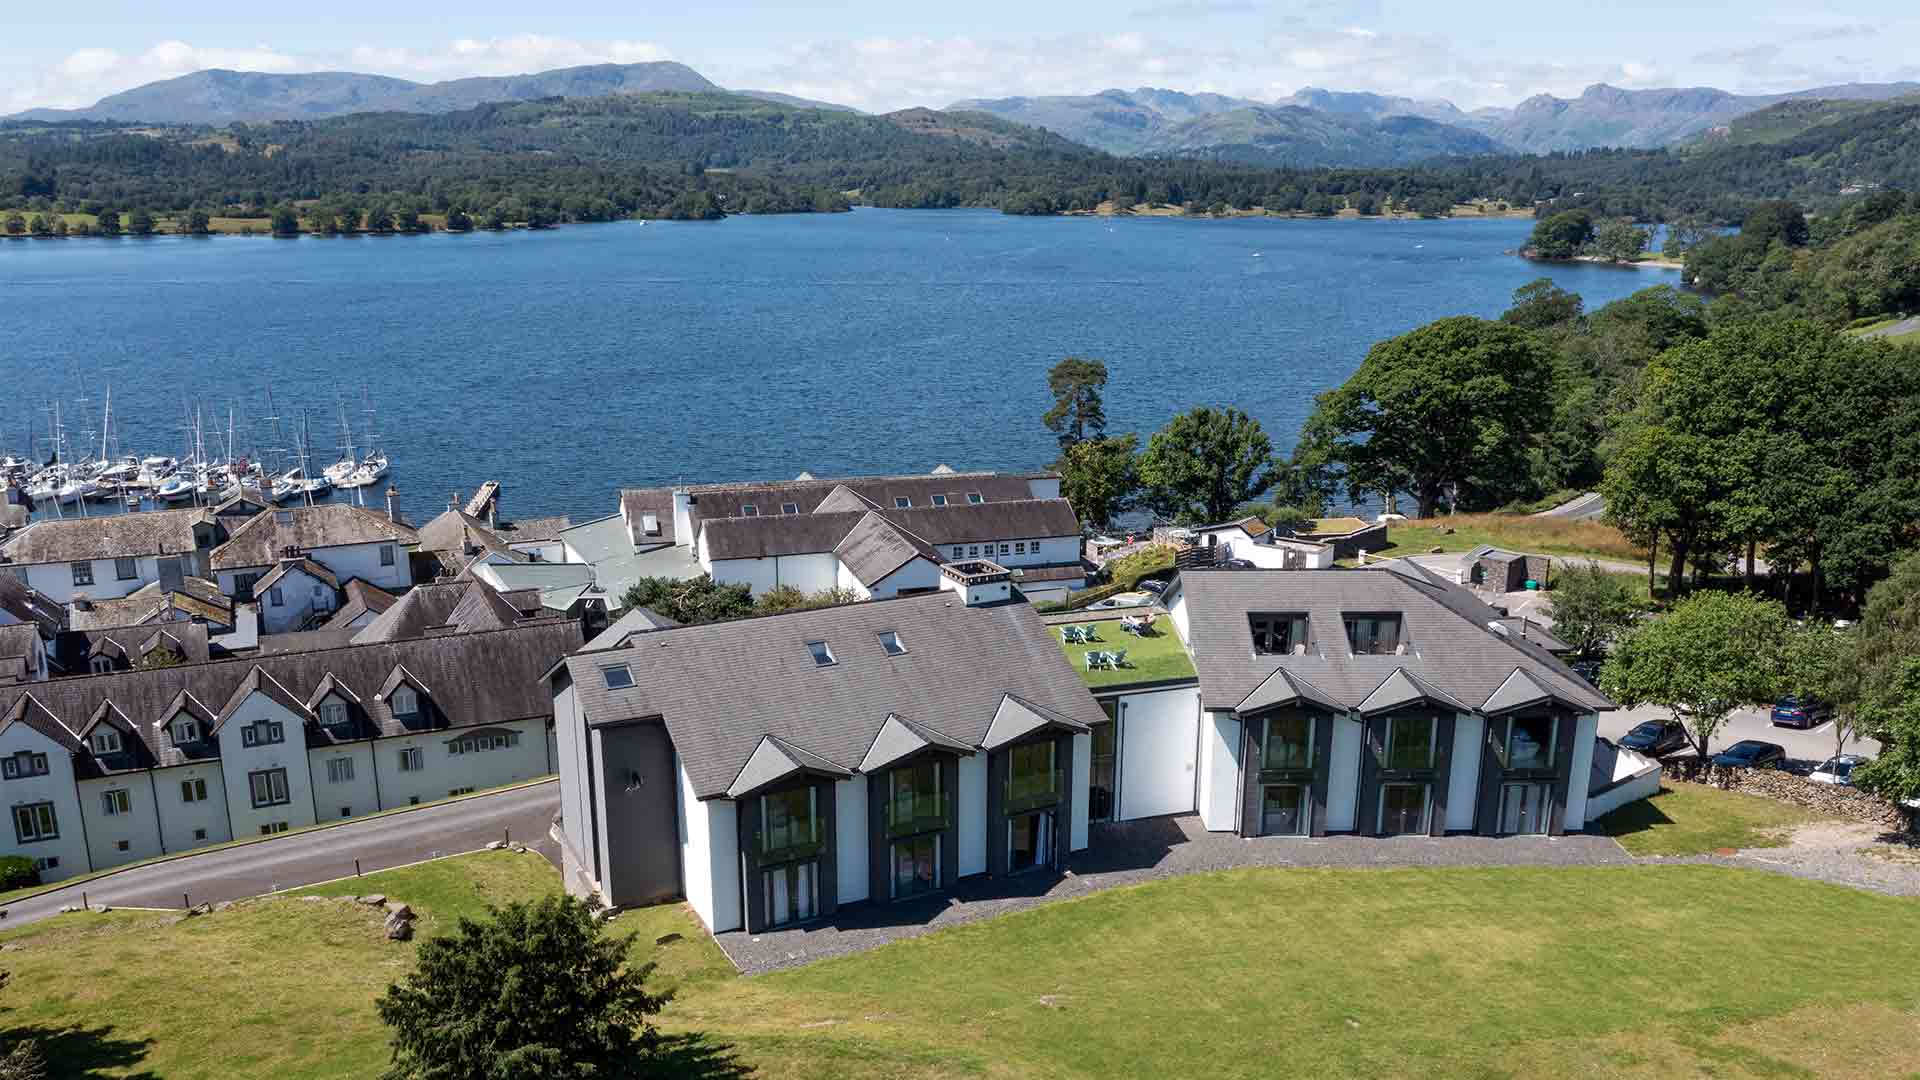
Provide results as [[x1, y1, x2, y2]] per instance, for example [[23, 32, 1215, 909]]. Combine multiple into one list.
[[0, 856, 39, 891]]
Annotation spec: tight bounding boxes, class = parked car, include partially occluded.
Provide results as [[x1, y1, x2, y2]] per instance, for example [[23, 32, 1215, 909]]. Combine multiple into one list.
[[1618, 719, 1690, 757], [1221, 558, 1255, 570], [1570, 658, 1604, 686], [1810, 754, 1870, 786], [1711, 740, 1787, 769], [1138, 578, 1168, 595], [1770, 696, 1833, 729]]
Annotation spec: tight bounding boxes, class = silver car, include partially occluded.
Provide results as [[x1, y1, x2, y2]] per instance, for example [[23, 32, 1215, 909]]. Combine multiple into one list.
[[1809, 754, 1870, 786]]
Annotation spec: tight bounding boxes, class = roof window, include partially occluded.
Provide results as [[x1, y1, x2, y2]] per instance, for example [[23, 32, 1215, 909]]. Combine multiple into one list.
[[878, 630, 906, 657], [1344, 614, 1406, 656], [782, 502, 799, 515], [931, 494, 948, 506], [741, 504, 759, 517], [805, 640, 836, 667], [601, 664, 634, 690], [894, 497, 912, 508], [639, 513, 661, 536], [966, 492, 983, 504]]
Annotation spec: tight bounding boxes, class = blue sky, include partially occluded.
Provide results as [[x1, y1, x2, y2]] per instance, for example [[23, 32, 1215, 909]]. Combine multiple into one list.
[[5, 1, 1916, 114]]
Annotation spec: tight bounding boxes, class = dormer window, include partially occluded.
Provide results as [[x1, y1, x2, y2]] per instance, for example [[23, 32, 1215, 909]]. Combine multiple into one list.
[[170, 715, 200, 744], [1250, 614, 1310, 655], [805, 641, 835, 667], [781, 502, 799, 515], [1344, 614, 1404, 656], [895, 497, 912, 508], [741, 504, 759, 517], [319, 699, 351, 729], [90, 656, 117, 674], [390, 685, 420, 720], [240, 719, 286, 747], [90, 729, 122, 755], [966, 492, 983, 504], [877, 630, 906, 657], [601, 665, 634, 690]]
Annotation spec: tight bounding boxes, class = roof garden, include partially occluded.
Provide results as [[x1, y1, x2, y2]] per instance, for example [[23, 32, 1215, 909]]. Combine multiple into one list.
[[1051, 615, 1197, 689]]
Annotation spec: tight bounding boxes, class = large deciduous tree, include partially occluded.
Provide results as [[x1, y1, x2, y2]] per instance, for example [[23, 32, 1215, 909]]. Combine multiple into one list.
[[1526, 210, 1594, 259], [1601, 591, 1794, 760], [1299, 316, 1555, 517], [620, 575, 755, 625], [1138, 406, 1275, 524], [1543, 562, 1644, 660], [1042, 357, 1109, 448], [1056, 434, 1139, 531], [376, 894, 670, 1080], [1846, 554, 1920, 801]]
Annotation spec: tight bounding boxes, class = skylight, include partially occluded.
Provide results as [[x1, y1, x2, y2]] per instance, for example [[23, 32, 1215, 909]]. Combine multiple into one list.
[[782, 502, 799, 515], [878, 630, 906, 656], [741, 504, 759, 517], [806, 641, 836, 666], [601, 665, 634, 690], [894, 497, 912, 508], [966, 492, 983, 504]]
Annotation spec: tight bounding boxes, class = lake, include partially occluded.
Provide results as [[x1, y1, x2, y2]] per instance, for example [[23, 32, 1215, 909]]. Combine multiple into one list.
[[0, 209, 1676, 523]]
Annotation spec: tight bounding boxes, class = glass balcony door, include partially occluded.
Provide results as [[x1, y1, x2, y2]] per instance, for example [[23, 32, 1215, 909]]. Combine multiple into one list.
[[1009, 810, 1054, 874], [1499, 782, 1551, 835], [1261, 784, 1307, 836], [891, 834, 940, 900], [763, 861, 818, 927], [1380, 783, 1429, 836]]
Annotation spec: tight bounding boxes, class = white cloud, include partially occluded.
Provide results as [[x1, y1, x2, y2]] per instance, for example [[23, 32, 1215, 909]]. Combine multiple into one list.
[[8, 40, 300, 112]]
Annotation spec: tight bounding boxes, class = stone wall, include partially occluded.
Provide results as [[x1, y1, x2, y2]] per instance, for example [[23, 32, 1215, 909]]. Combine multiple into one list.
[[1660, 760, 1914, 831]]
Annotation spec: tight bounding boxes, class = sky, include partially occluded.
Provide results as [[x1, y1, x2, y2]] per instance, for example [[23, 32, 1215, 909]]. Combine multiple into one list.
[[4, 1, 1917, 115]]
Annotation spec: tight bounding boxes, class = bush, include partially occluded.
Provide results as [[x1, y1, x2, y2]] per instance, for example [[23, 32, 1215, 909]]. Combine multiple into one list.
[[0, 855, 39, 891]]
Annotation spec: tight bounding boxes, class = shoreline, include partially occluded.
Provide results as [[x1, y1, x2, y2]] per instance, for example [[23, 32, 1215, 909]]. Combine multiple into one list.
[[1518, 250, 1686, 271]]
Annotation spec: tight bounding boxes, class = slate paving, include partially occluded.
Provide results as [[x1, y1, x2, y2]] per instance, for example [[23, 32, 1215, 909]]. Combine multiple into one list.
[[715, 814, 1632, 974]]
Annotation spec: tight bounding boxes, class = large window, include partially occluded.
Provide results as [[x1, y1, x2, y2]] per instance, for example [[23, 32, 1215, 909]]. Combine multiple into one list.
[[397, 747, 423, 772], [1262, 712, 1314, 771], [101, 788, 131, 816], [240, 720, 285, 748], [1499, 713, 1557, 771], [319, 700, 351, 729], [248, 767, 290, 808], [1090, 719, 1118, 823], [12, 802, 58, 843], [1380, 783, 1429, 835], [2, 752, 49, 780], [326, 757, 355, 784], [390, 686, 420, 721], [1344, 614, 1404, 656], [1250, 614, 1311, 655], [1499, 782, 1551, 835], [90, 729, 123, 755], [1007, 740, 1059, 810], [886, 760, 944, 835], [891, 834, 939, 900], [763, 861, 818, 927], [1382, 713, 1435, 771], [760, 787, 820, 858], [170, 715, 200, 744], [1262, 785, 1307, 836], [114, 557, 139, 581]]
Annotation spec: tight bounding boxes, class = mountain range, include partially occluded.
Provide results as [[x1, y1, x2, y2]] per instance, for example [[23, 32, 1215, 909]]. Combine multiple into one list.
[[8, 59, 1919, 168]]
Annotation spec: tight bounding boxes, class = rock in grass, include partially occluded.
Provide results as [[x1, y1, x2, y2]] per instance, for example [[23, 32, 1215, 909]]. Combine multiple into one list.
[[654, 932, 683, 946], [357, 894, 386, 907], [385, 902, 414, 921], [384, 911, 414, 941]]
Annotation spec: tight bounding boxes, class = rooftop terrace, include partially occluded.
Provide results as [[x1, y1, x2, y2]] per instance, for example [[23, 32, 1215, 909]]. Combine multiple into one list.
[[1048, 612, 1197, 690]]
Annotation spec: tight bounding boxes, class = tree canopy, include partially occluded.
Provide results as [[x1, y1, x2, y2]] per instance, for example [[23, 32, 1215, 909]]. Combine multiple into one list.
[[1042, 357, 1109, 448], [1137, 406, 1276, 524], [1601, 590, 1794, 759]]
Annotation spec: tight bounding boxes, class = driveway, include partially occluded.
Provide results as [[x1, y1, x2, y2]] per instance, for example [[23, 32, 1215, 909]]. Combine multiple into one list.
[[0, 780, 560, 930], [1599, 703, 1878, 769]]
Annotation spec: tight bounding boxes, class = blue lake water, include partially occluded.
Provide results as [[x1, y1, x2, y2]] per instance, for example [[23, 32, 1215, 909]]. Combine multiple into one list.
[[0, 209, 1677, 522]]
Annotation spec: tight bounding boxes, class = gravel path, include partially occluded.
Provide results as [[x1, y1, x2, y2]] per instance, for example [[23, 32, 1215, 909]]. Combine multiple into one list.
[[1638, 821, 1920, 898], [1861, 315, 1920, 340], [715, 815, 1630, 975]]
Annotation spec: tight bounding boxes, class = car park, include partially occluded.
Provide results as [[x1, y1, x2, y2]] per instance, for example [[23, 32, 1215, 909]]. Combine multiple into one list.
[[1618, 719, 1690, 757], [1138, 578, 1168, 595], [1770, 697, 1833, 729], [1570, 658, 1604, 686], [1711, 740, 1787, 769], [1810, 754, 1870, 786]]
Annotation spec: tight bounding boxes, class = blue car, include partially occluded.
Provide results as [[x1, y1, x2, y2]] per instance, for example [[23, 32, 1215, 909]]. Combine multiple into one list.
[[1771, 697, 1833, 729], [1712, 740, 1787, 769]]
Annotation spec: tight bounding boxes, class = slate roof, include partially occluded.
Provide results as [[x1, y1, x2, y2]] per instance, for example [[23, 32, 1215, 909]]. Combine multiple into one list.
[[0, 620, 581, 772], [561, 590, 1106, 800], [582, 607, 680, 651], [0, 509, 209, 564], [209, 504, 417, 570], [0, 625, 40, 680], [0, 574, 66, 635], [1170, 567, 1612, 716], [351, 580, 527, 644], [416, 510, 525, 569], [54, 621, 213, 671], [701, 499, 1081, 561], [498, 516, 574, 544], [832, 512, 939, 586], [255, 557, 340, 594], [319, 579, 400, 630]]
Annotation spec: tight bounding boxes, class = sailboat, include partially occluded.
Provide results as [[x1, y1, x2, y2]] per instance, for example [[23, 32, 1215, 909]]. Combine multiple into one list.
[[322, 400, 360, 486], [336, 389, 390, 490]]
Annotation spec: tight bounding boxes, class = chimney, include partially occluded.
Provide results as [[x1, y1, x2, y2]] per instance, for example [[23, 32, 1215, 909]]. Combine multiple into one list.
[[938, 559, 1013, 607], [449, 491, 460, 513], [386, 485, 401, 524], [72, 595, 92, 612]]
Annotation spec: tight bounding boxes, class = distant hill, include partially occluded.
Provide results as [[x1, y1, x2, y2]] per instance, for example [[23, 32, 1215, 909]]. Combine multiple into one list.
[[4, 62, 819, 124], [1689, 93, 1920, 148], [953, 87, 1500, 165], [1460, 81, 1920, 152]]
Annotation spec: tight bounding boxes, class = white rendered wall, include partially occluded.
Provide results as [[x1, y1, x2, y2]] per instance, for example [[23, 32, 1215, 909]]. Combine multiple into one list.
[[708, 552, 839, 597], [554, 683, 594, 861], [377, 720, 546, 808], [1447, 713, 1485, 832], [1326, 715, 1364, 832], [18, 556, 159, 604], [1026, 477, 1062, 500], [957, 752, 986, 876], [868, 558, 942, 599], [1197, 710, 1242, 831], [76, 773, 164, 870], [836, 777, 869, 904], [216, 693, 318, 837], [1070, 731, 1091, 851], [1115, 687, 1200, 821], [153, 761, 232, 854], [677, 759, 714, 929], [257, 569, 337, 634], [310, 742, 379, 820], [1565, 713, 1600, 829], [0, 723, 90, 879], [933, 536, 1078, 569], [708, 798, 741, 932], [1166, 591, 1192, 648], [219, 540, 411, 599]]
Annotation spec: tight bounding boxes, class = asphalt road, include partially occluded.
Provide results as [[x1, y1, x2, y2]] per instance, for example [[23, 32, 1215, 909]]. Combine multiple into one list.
[[1599, 702, 1879, 771], [0, 780, 561, 930]]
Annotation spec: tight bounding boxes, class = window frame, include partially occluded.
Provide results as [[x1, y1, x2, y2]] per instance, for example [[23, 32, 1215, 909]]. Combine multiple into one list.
[[1261, 711, 1315, 771], [1382, 712, 1437, 772], [318, 700, 350, 729], [760, 785, 821, 859], [601, 665, 634, 690], [1498, 711, 1559, 772], [181, 777, 207, 803], [894, 497, 912, 509], [966, 492, 983, 504], [13, 801, 59, 843], [1249, 613, 1311, 655], [398, 747, 423, 772], [877, 630, 906, 657], [91, 728, 123, 755], [930, 494, 948, 507], [70, 561, 94, 587], [781, 502, 799, 515], [741, 504, 758, 517], [1343, 613, 1406, 656], [326, 756, 355, 784], [114, 556, 139, 581], [390, 685, 420, 720], [379, 545, 396, 567], [248, 767, 290, 808], [171, 715, 200, 744], [102, 788, 131, 816], [804, 640, 835, 667]]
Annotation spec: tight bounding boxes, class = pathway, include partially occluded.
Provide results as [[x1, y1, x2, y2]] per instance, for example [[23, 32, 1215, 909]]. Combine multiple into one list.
[[0, 780, 560, 929], [1642, 819, 1920, 898]]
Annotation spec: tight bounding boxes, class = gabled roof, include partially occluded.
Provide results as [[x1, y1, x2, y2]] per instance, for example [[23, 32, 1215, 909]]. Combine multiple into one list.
[[497, 516, 574, 544], [0, 575, 65, 636], [1356, 668, 1471, 716], [1236, 667, 1345, 715], [209, 504, 417, 570], [564, 591, 1104, 800], [305, 671, 363, 711], [1480, 667, 1593, 715], [212, 666, 315, 731], [1172, 568, 1612, 716], [416, 510, 525, 570], [582, 607, 680, 652], [57, 621, 212, 671], [858, 712, 975, 773], [3, 692, 82, 752], [833, 512, 939, 587], [814, 485, 880, 513], [981, 693, 1092, 750], [376, 662, 432, 703], [255, 557, 340, 594], [351, 580, 524, 644], [0, 508, 209, 564], [725, 734, 855, 799], [67, 576, 232, 632], [700, 499, 1082, 561], [319, 579, 400, 631]]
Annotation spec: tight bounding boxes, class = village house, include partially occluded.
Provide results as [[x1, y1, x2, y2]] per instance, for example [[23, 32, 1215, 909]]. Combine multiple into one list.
[[208, 504, 419, 602], [552, 561, 1104, 935], [0, 508, 224, 605]]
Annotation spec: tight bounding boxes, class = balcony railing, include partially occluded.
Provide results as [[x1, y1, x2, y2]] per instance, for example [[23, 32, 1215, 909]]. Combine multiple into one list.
[[760, 826, 826, 864], [884, 790, 953, 838], [1005, 768, 1066, 815]]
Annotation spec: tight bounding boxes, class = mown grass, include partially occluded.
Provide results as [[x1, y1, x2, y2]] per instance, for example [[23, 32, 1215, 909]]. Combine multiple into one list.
[[1595, 782, 1823, 856], [1054, 617, 1196, 688], [1369, 513, 1647, 565], [9, 851, 1920, 1078]]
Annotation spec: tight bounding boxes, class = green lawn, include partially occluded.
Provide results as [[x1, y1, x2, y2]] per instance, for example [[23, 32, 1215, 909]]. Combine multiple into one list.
[[1054, 617, 1196, 688], [1362, 513, 1647, 566], [1594, 782, 1823, 856]]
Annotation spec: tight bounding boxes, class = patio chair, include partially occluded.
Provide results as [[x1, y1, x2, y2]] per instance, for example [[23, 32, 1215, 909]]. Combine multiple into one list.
[[1085, 650, 1111, 670], [1109, 648, 1129, 668], [1061, 625, 1084, 645], [1080, 624, 1100, 642]]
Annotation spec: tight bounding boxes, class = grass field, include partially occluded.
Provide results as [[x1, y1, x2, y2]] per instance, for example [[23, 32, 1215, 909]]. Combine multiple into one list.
[[1594, 782, 1822, 856], [1054, 617, 1196, 688], [1367, 513, 1648, 566], [8, 846, 1920, 1077]]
